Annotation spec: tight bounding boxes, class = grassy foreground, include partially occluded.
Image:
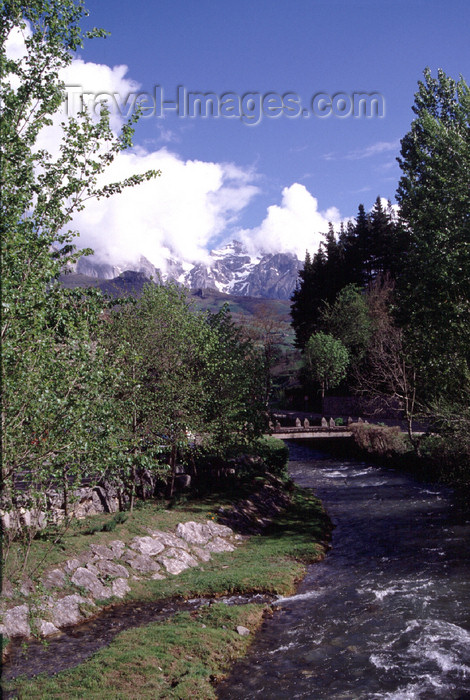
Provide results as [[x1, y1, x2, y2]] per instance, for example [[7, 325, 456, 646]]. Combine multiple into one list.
[[4, 486, 331, 699]]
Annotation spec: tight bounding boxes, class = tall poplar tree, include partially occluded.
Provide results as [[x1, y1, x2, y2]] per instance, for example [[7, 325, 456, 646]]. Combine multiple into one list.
[[396, 68, 470, 406], [1, 1, 157, 533]]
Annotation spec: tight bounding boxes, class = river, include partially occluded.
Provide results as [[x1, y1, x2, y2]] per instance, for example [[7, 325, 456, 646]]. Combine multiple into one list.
[[217, 441, 470, 699]]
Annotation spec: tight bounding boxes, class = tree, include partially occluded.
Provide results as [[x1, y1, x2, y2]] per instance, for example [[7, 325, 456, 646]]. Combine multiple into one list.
[[396, 68, 470, 406], [304, 332, 349, 400], [290, 203, 406, 351], [291, 237, 343, 350], [235, 303, 284, 408], [1, 0, 157, 555], [320, 284, 372, 363], [203, 305, 267, 447], [354, 275, 421, 450], [103, 283, 214, 502]]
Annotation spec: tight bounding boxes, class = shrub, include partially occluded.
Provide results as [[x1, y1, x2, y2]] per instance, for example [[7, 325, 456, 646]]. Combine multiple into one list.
[[253, 436, 289, 478], [350, 423, 408, 457]]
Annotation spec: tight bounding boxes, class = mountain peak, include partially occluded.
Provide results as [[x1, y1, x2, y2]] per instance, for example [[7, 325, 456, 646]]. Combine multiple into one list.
[[74, 241, 302, 300]]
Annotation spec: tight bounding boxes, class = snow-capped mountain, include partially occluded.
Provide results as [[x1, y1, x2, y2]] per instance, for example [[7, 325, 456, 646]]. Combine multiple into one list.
[[75, 241, 301, 300]]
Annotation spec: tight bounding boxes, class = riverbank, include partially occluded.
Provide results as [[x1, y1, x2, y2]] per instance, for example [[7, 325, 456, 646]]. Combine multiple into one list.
[[2, 479, 331, 699], [315, 422, 470, 499]]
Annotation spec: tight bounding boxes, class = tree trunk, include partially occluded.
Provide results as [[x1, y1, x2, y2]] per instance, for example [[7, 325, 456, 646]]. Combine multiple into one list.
[[169, 444, 177, 498]]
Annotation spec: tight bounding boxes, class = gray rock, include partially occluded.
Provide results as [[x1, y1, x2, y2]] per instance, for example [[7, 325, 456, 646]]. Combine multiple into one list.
[[43, 568, 66, 591], [51, 595, 88, 628], [236, 625, 250, 636], [130, 536, 165, 556], [151, 572, 166, 580], [147, 530, 189, 550], [164, 548, 198, 566], [1, 578, 15, 598], [85, 563, 100, 576], [19, 578, 35, 597], [191, 546, 212, 562], [64, 558, 81, 573], [174, 474, 191, 489], [109, 540, 126, 558], [3, 604, 31, 638], [204, 537, 235, 553], [94, 560, 129, 579], [111, 578, 131, 598], [71, 567, 111, 599], [90, 543, 117, 560], [176, 521, 212, 545], [158, 549, 199, 575], [64, 551, 93, 573], [204, 521, 234, 538], [122, 552, 161, 574], [38, 619, 60, 637]]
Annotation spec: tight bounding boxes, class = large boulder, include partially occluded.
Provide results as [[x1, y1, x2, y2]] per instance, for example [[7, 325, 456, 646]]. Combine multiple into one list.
[[94, 560, 129, 579], [122, 552, 161, 574], [176, 521, 212, 545], [1, 605, 31, 638], [147, 530, 189, 550], [51, 594, 89, 628], [71, 567, 111, 599], [129, 536, 165, 556], [158, 548, 199, 575], [111, 578, 131, 598]]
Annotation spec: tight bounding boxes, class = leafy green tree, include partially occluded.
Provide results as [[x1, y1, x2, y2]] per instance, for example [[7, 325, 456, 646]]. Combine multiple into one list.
[[304, 332, 349, 400], [396, 68, 470, 406], [320, 284, 372, 362], [1, 0, 157, 554], [203, 305, 267, 447], [103, 290, 267, 500], [103, 283, 212, 501]]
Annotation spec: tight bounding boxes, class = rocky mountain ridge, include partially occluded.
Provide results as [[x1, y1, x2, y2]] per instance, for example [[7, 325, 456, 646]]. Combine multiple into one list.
[[75, 240, 301, 300]]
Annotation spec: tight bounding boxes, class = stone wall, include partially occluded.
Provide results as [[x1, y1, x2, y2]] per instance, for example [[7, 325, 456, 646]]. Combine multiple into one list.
[[1, 482, 121, 532]]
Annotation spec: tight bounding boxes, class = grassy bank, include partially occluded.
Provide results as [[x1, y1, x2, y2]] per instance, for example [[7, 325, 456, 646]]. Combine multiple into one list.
[[3, 485, 331, 699], [6, 604, 267, 699]]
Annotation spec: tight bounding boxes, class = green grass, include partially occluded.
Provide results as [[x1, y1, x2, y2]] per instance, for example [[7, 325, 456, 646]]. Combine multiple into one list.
[[6, 604, 266, 699], [4, 499, 220, 592], [5, 487, 330, 699]]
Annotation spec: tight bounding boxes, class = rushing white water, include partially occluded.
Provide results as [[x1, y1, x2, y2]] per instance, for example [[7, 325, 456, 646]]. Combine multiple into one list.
[[218, 442, 470, 700]]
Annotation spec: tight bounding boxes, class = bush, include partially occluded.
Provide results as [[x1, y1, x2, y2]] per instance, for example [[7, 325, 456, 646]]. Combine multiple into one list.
[[350, 423, 408, 457], [252, 436, 289, 478], [420, 433, 470, 488]]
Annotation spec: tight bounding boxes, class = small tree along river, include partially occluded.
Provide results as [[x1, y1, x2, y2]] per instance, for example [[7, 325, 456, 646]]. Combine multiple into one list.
[[218, 441, 470, 699]]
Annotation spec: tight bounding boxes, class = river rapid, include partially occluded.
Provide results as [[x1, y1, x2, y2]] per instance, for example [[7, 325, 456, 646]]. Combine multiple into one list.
[[217, 441, 470, 700]]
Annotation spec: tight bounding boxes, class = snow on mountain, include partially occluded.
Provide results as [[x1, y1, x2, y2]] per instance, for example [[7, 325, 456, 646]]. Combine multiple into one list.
[[75, 241, 302, 300]]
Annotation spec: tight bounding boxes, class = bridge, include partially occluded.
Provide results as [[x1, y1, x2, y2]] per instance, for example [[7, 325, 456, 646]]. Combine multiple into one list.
[[269, 425, 353, 440]]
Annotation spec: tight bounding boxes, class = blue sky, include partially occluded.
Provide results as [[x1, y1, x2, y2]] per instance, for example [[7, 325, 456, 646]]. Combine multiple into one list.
[[45, 0, 470, 266]]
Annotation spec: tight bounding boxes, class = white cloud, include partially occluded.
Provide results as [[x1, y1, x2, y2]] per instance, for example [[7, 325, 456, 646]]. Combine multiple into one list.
[[345, 140, 401, 160], [7, 27, 345, 268], [235, 183, 342, 260], [69, 148, 259, 271], [323, 140, 400, 162]]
